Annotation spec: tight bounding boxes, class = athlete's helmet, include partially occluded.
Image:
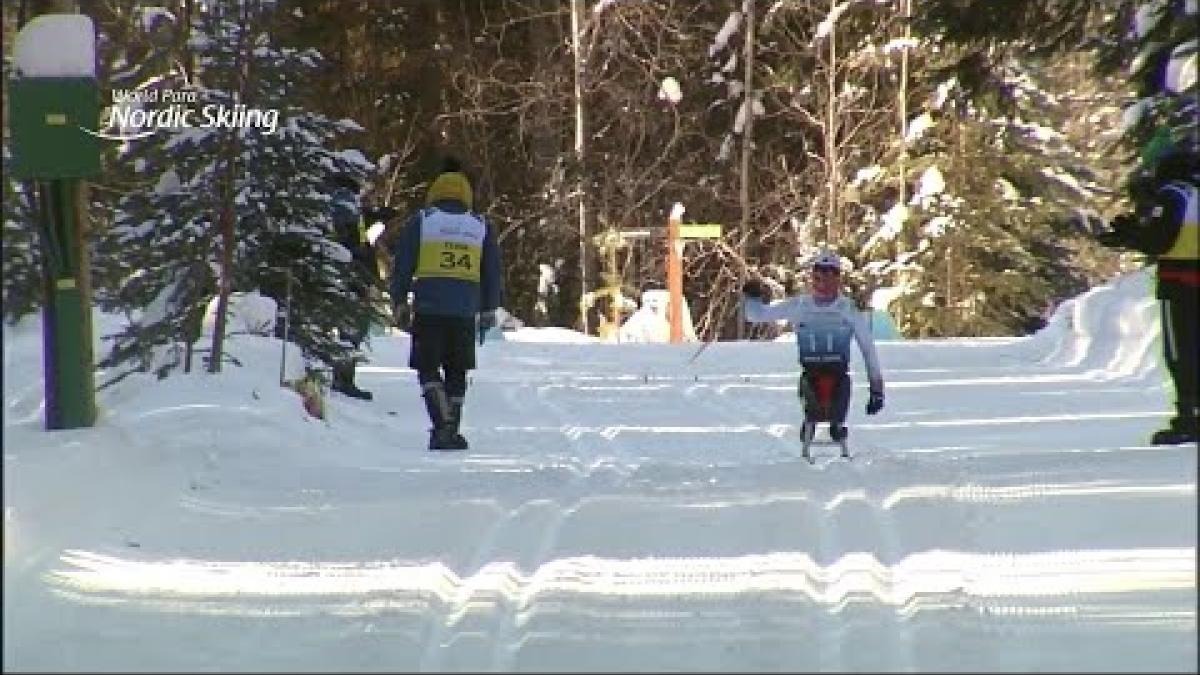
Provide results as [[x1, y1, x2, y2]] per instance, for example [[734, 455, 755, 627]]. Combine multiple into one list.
[[810, 250, 842, 272]]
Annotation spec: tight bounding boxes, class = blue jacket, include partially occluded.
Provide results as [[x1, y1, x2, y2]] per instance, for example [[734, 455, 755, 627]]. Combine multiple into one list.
[[390, 200, 503, 318]]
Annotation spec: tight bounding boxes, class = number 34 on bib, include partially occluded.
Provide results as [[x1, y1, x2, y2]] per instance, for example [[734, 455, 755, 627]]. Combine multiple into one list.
[[416, 240, 483, 282]]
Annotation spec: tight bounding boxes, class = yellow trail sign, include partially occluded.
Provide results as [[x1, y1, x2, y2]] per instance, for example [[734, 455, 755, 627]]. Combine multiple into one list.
[[678, 223, 722, 239]]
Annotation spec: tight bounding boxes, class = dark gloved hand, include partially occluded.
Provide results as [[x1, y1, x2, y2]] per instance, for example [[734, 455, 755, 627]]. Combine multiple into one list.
[[392, 302, 411, 330], [1095, 230, 1125, 248], [866, 389, 885, 415], [1109, 213, 1137, 232], [478, 310, 497, 331], [1096, 214, 1137, 248], [363, 205, 398, 222], [741, 278, 769, 301]]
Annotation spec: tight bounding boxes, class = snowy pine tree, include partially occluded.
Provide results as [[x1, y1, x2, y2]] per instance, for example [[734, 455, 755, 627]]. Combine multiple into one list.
[[96, 0, 375, 381], [1122, 0, 1197, 161], [845, 12, 1116, 337], [2, 144, 41, 325]]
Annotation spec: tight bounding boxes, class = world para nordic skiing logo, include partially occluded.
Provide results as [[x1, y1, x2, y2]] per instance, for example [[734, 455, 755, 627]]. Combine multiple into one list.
[[82, 84, 280, 141]]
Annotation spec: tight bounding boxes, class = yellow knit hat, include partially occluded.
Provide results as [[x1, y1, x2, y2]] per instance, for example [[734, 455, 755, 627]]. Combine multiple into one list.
[[425, 172, 473, 210]]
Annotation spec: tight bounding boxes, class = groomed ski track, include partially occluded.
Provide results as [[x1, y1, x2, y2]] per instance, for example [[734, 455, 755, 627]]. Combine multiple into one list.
[[3, 272, 1196, 672]]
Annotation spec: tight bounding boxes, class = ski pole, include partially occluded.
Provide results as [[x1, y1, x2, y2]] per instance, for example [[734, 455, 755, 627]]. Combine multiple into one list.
[[687, 330, 718, 364]]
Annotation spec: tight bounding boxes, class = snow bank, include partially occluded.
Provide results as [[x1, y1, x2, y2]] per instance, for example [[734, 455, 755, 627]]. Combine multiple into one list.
[[201, 291, 277, 337], [2, 309, 307, 435], [503, 327, 601, 344], [1026, 268, 1160, 378]]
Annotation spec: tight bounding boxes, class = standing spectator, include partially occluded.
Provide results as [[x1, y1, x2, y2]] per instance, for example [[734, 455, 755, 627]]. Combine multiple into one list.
[[1097, 147, 1198, 444], [328, 173, 377, 401], [534, 259, 564, 327], [390, 158, 504, 450]]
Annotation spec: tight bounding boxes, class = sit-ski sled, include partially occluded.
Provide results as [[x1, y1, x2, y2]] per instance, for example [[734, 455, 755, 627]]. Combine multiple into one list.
[[797, 363, 851, 464]]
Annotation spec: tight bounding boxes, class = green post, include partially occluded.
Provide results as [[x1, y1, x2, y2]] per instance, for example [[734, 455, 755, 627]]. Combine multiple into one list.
[[41, 179, 97, 428], [10, 14, 101, 430]]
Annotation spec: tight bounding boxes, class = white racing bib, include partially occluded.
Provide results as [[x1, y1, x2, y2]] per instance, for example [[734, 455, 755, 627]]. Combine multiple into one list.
[[415, 210, 486, 282]]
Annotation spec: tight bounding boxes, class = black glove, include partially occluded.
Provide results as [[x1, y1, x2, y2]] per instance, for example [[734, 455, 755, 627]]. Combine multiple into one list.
[[363, 205, 398, 222], [1095, 230, 1125, 248], [392, 302, 411, 330], [477, 310, 497, 345], [478, 310, 497, 331], [1095, 214, 1137, 249], [1110, 213, 1137, 231], [742, 278, 769, 301], [866, 389, 884, 415]]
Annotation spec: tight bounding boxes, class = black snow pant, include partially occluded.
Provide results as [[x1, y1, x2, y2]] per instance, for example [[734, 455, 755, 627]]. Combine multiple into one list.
[[1160, 291, 1198, 430], [409, 314, 477, 430]]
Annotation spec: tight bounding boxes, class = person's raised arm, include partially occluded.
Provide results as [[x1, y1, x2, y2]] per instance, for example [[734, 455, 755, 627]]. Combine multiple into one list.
[[742, 278, 800, 324]]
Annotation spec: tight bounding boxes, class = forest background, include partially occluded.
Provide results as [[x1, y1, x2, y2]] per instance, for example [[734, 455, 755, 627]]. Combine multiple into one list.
[[3, 0, 1195, 379]]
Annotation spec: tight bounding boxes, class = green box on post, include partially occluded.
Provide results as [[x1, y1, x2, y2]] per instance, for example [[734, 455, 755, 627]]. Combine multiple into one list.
[[9, 77, 101, 179]]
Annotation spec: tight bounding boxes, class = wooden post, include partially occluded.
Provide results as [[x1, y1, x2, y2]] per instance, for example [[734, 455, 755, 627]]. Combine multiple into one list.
[[667, 204, 684, 344]]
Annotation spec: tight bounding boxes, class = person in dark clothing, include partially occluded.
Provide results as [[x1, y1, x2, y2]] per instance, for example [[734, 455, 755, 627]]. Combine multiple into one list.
[[1097, 147, 1198, 445], [390, 158, 504, 450], [328, 173, 377, 401]]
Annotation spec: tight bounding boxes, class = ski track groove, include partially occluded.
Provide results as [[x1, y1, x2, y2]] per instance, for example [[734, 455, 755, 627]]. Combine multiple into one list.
[[694, 376, 952, 671], [682, 379, 799, 460], [478, 373, 808, 670], [685, 377, 846, 670], [485, 377, 626, 672], [73, 336, 1195, 669], [846, 448, 918, 672], [417, 377, 614, 672]]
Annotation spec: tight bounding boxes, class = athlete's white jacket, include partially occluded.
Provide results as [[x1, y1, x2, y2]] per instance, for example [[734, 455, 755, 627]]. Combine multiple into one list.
[[744, 294, 884, 393]]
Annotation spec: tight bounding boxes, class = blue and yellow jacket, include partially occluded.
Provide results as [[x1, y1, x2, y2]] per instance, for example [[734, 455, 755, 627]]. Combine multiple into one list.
[[390, 199, 503, 318], [1106, 178, 1198, 300]]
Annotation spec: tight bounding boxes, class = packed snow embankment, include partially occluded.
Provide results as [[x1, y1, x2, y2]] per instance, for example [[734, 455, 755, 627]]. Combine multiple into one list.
[[1024, 269, 1160, 378]]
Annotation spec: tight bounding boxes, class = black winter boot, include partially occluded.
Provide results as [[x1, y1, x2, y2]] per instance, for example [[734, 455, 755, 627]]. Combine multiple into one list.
[[1151, 406, 1198, 445], [332, 362, 373, 401], [423, 384, 466, 451], [446, 396, 469, 449]]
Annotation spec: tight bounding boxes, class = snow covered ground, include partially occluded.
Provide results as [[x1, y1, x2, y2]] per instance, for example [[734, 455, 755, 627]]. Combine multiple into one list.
[[3, 269, 1196, 672]]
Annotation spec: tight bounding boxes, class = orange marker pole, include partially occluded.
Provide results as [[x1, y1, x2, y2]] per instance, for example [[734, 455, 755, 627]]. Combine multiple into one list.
[[667, 208, 683, 344]]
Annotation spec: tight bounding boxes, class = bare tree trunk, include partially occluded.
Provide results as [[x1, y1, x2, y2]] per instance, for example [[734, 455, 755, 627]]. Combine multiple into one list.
[[208, 156, 236, 374], [180, 0, 195, 82], [946, 236, 954, 335], [207, 1, 247, 373], [898, 0, 912, 253], [181, 0, 198, 374], [737, 0, 755, 340], [571, 0, 591, 334], [412, 2, 445, 177], [825, 0, 839, 244]]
